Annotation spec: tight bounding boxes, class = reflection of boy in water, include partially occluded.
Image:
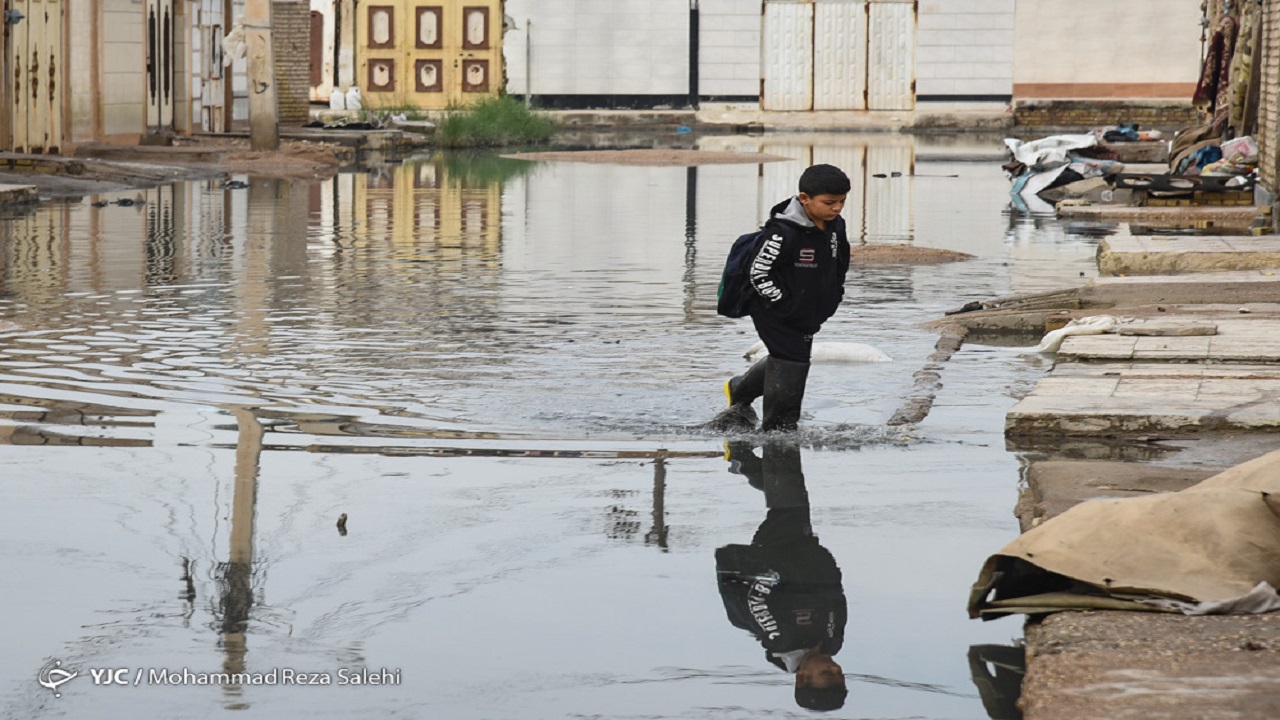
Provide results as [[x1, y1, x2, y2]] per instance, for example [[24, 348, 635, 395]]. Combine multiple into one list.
[[715, 441, 848, 711]]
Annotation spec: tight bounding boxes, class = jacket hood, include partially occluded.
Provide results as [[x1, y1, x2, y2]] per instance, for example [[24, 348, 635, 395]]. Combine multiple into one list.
[[771, 196, 815, 229]]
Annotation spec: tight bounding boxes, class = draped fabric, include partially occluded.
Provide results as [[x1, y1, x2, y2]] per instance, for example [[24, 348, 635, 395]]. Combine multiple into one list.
[[1193, 13, 1239, 127]]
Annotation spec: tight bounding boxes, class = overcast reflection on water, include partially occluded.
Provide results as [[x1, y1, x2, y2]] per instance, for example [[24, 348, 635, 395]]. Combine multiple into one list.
[[0, 136, 1101, 719]]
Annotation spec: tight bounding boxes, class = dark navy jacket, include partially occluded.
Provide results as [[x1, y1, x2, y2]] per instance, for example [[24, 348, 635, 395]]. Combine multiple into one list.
[[748, 197, 851, 334]]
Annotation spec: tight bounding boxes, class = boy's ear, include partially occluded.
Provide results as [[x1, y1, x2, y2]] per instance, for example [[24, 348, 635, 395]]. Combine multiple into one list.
[[797, 192, 812, 203]]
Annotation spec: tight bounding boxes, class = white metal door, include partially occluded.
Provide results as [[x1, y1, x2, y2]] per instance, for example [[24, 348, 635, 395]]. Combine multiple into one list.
[[814, 0, 867, 111], [145, 0, 176, 130], [8, 0, 64, 153], [229, 0, 250, 128], [191, 0, 225, 132], [762, 1, 813, 111], [867, 0, 915, 111]]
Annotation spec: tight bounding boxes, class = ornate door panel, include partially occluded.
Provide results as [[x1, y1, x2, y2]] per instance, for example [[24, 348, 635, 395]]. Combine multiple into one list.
[[359, 0, 501, 110], [8, 0, 64, 152]]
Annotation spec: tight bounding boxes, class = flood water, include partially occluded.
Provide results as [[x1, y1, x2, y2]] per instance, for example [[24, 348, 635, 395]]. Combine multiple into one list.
[[2, 134, 1107, 719]]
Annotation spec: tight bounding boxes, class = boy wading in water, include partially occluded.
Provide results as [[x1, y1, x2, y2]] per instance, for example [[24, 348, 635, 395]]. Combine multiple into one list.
[[714, 164, 851, 432]]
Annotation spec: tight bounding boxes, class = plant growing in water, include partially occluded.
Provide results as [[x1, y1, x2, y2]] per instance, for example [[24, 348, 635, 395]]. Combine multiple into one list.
[[437, 97, 556, 148]]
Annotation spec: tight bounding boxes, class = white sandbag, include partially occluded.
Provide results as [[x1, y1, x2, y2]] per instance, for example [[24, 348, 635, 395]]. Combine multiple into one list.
[[745, 340, 892, 364], [345, 86, 362, 111], [329, 89, 347, 110], [1031, 315, 1117, 353]]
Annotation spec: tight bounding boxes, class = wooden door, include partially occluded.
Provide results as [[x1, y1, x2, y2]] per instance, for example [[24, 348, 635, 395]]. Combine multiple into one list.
[[310, 11, 325, 87], [359, 0, 502, 111]]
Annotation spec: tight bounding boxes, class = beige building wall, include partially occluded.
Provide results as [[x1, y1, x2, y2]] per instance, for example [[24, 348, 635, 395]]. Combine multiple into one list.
[[67, 1, 96, 143], [1014, 0, 1201, 99], [103, 0, 146, 136]]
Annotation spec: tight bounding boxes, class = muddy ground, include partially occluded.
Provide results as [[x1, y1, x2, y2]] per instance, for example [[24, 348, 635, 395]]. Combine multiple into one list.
[[180, 136, 350, 178], [0, 136, 352, 198]]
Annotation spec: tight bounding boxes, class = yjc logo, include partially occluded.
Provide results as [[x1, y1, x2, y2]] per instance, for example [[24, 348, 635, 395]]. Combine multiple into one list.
[[89, 668, 131, 685], [37, 660, 78, 698]]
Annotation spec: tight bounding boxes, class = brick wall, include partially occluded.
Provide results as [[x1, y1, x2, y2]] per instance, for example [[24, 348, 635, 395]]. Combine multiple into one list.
[[1259, 5, 1280, 195], [273, 0, 311, 127], [1013, 100, 1198, 129]]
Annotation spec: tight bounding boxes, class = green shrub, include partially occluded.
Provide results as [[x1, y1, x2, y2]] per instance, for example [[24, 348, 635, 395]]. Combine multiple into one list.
[[437, 96, 556, 148]]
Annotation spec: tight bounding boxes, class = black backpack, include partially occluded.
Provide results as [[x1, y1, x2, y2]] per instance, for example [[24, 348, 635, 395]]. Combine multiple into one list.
[[716, 228, 768, 318]]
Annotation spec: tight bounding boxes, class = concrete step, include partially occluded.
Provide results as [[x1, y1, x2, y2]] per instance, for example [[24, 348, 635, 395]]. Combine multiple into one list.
[[1080, 269, 1280, 306], [1007, 362, 1280, 436], [73, 144, 226, 163], [1098, 235, 1280, 276], [1057, 316, 1280, 362]]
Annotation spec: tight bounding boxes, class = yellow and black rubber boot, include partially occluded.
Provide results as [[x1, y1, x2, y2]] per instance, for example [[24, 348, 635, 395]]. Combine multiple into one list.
[[707, 359, 766, 431]]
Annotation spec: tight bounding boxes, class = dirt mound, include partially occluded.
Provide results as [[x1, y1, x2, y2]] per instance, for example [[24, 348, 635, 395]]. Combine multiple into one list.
[[851, 245, 975, 265], [217, 140, 347, 179]]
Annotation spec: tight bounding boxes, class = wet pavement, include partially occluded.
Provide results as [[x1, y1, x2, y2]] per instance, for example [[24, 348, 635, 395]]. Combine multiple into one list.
[[0, 135, 1109, 719]]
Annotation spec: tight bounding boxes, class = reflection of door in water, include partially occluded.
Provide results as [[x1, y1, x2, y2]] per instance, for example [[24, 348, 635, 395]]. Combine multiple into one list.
[[7, 0, 65, 153], [145, 0, 176, 131], [359, 0, 502, 110]]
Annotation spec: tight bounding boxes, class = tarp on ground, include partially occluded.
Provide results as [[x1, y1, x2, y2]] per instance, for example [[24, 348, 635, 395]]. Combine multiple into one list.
[[969, 449, 1280, 619], [1004, 135, 1098, 171]]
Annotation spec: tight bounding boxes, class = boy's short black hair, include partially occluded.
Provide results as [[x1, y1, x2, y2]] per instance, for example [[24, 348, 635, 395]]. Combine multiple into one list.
[[798, 164, 851, 197], [795, 685, 849, 712]]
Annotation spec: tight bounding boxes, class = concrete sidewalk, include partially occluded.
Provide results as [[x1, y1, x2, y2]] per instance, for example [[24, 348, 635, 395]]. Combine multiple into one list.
[[1099, 235, 1280, 276], [1057, 204, 1259, 226], [1007, 361, 1280, 435], [536, 103, 1014, 133], [992, 216, 1280, 718]]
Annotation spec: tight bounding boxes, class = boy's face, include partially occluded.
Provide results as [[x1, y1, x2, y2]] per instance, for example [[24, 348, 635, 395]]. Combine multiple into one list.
[[796, 653, 845, 690], [798, 192, 846, 227]]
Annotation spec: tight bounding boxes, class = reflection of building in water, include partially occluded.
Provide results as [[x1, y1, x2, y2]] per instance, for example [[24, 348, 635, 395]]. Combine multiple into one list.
[[698, 134, 915, 245], [214, 408, 263, 708], [319, 156, 505, 342], [352, 158, 502, 261], [0, 182, 251, 304], [499, 158, 695, 325]]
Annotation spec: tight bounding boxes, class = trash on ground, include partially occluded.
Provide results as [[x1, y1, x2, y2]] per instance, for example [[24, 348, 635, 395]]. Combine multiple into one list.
[[968, 449, 1280, 619], [1003, 135, 1126, 213], [1027, 315, 1118, 353]]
